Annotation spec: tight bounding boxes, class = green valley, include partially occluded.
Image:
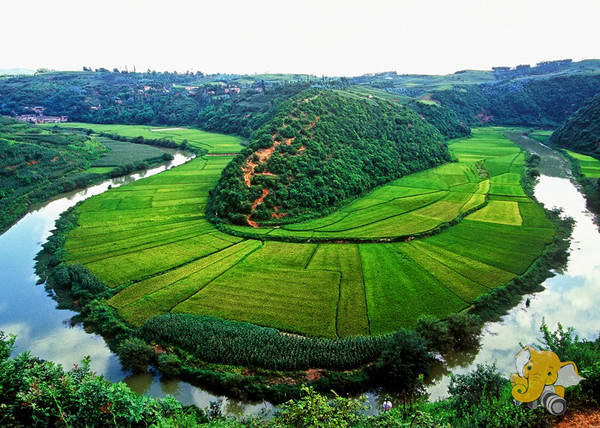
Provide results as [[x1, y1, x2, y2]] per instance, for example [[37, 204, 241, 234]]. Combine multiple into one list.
[[60, 126, 553, 339]]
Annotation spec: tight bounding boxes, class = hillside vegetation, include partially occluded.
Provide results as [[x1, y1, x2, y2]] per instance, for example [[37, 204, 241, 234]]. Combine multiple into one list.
[[207, 89, 450, 225], [406, 99, 471, 139], [551, 92, 600, 157], [431, 74, 600, 127]]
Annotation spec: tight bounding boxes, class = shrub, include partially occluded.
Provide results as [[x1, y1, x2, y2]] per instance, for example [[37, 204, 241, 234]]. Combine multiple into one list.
[[117, 338, 154, 373], [369, 329, 434, 391]]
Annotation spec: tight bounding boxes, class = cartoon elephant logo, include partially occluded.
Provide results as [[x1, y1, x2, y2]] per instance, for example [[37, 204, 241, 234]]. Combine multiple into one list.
[[511, 346, 585, 416]]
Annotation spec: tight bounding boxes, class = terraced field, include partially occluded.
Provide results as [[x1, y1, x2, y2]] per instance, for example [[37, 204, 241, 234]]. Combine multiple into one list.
[[45, 123, 243, 154], [64, 126, 554, 338], [566, 150, 600, 178]]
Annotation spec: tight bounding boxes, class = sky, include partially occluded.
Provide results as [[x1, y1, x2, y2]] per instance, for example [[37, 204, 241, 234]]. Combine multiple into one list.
[[3, 0, 600, 77]]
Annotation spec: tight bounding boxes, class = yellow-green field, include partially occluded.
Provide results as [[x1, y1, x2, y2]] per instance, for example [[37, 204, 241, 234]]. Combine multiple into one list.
[[63, 126, 554, 338]]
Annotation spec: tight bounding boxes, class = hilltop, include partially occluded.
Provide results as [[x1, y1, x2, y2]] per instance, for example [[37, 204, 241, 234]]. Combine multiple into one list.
[[207, 89, 450, 226]]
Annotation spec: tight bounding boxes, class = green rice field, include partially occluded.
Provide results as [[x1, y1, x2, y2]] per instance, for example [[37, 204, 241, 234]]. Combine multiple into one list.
[[90, 136, 166, 167], [566, 150, 600, 178], [63, 126, 554, 338], [44, 122, 243, 154]]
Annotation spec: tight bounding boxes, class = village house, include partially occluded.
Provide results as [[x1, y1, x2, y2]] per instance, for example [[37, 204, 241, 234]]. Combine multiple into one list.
[[15, 114, 68, 124]]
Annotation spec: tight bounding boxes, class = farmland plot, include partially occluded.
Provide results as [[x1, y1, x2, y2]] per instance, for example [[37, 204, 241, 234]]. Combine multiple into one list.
[[63, 126, 555, 338]]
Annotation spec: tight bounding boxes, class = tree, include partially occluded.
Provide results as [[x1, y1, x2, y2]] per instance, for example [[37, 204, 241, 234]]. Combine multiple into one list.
[[446, 312, 481, 350], [416, 315, 452, 354], [369, 329, 435, 391], [117, 338, 154, 373]]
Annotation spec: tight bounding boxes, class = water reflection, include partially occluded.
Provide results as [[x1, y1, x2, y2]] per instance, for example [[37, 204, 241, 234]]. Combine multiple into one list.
[[0, 152, 273, 414]]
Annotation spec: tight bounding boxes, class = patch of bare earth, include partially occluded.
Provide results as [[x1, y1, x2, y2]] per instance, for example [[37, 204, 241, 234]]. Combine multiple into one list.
[[247, 189, 270, 228], [271, 206, 287, 219], [554, 409, 600, 427], [306, 369, 323, 382], [241, 104, 320, 226]]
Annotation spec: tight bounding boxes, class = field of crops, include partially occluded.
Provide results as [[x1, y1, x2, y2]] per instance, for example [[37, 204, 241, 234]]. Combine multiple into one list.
[[225, 128, 524, 240], [46, 122, 243, 154], [566, 150, 600, 178], [64, 126, 554, 338], [89, 136, 166, 167]]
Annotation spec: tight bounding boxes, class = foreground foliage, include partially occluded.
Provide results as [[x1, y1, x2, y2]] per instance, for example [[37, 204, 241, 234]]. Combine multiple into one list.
[[6, 322, 600, 427]]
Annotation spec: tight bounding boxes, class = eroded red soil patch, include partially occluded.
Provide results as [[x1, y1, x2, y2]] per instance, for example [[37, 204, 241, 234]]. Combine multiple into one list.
[[305, 368, 323, 382], [271, 206, 288, 219], [555, 409, 600, 427], [241, 102, 319, 223], [26, 160, 40, 166], [247, 188, 270, 227]]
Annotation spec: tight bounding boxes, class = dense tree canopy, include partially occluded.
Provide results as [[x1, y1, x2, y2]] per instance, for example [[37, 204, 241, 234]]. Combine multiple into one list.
[[207, 89, 450, 225], [551, 92, 600, 157], [406, 99, 471, 140], [432, 74, 600, 127]]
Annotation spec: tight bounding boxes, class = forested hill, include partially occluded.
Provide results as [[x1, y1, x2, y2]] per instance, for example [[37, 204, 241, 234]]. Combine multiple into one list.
[[551, 92, 600, 157], [405, 99, 471, 139], [207, 89, 450, 225], [430, 74, 600, 127]]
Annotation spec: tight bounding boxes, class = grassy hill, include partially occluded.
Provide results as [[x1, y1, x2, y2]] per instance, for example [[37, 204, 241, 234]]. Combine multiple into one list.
[[207, 89, 450, 226]]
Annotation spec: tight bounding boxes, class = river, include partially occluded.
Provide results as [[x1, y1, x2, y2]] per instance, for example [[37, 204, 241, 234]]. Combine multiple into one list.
[[0, 136, 598, 414], [0, 152, 270, 416]]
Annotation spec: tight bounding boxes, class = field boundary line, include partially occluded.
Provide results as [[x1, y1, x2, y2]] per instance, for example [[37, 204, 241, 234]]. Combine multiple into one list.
[[304, 244, 320, 269], [312, 194, 450, 233], [113, 240, 244, 289], [407, 242, 494, 290], [71, 230, 215, 266], [400, 251, 469, 305], [168, 241, 263, 312], [121, 242, 259, 312], [358, 245, 372, 336], [420, 240, 515, 287]]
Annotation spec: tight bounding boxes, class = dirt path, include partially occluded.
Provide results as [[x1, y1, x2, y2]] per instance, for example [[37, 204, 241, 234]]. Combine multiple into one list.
[[247, 188, 270, 228]]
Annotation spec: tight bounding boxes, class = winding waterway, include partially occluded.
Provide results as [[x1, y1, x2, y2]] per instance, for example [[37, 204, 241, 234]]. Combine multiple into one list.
[[0, 135, 598, 414]]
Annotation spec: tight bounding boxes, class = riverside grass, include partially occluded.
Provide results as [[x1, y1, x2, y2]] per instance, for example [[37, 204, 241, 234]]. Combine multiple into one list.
[[565, 150, 600, 178], [63, 126, 554, 338]]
